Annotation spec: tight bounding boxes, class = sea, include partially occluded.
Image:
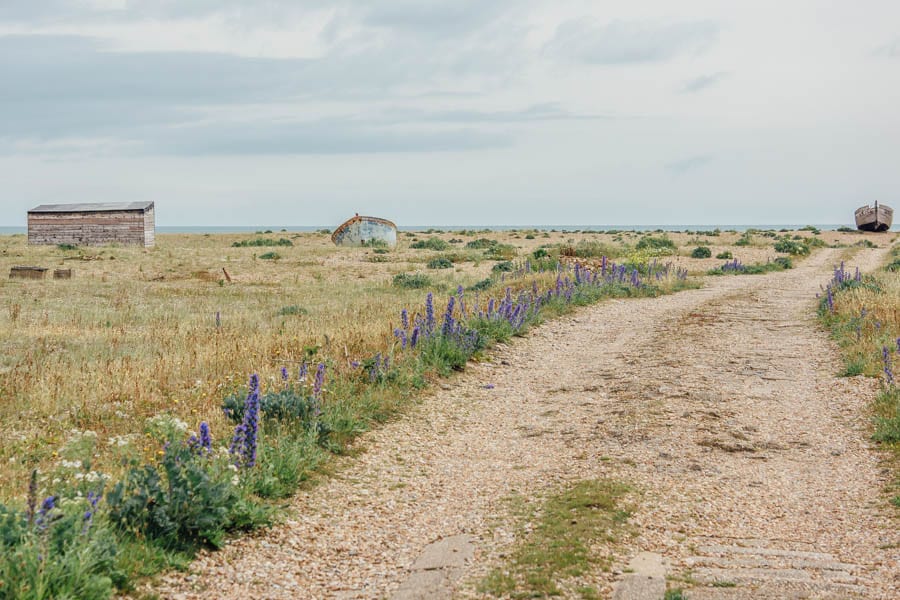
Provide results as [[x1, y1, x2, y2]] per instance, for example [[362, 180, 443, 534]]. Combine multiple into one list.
[[1, 224, 896, 235]]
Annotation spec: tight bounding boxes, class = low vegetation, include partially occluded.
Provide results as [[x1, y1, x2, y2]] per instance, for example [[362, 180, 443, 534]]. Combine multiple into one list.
[[410, 237, 449, 251], [708, 257, 793, 275], [231, 238, 293, 248], [818, 250, 900, 509], [0, 227, 856, 595], [0, 229, 703, 596], [479, 480, 632, 598], [773, 237, 810, 255], [426, 257, 453, 269], [635, 236, 677, 253]]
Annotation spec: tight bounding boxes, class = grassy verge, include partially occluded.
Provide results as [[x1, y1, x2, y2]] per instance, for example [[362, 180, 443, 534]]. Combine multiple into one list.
[[817, 247, 900, 509], [479, 480, 633, 599], [707, 256, 793, 275], [0, 250, 695, 598]]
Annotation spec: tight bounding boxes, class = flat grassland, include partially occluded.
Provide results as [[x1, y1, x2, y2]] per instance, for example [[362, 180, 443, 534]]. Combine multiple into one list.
[[0, 227, 874, 498]]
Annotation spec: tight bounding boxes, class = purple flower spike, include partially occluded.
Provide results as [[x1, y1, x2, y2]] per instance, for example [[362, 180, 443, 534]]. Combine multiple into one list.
[[281, 366, 289, 381], [35, 495, 57, 530], [425, 292, 435, 335], [401, 309, 409, 330], [313, 363, 326, 400], [884, 346, 894, 387], [199, 422, 212, 454], [241, 377, 260, 467], [229, 424, 246, 464], [442, 296, 456, 336]]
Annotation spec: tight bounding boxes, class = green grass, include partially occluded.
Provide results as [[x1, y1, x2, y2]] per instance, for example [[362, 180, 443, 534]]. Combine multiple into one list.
[[426, 257, 453, 269], [873, 388, 900, 443], [277, 305, 308, 317], [773, 237, 810, 255], [392, 273, 432, 289], [479, 480, 632, 598], [231, 238, 293, 248], [410, 237, 450, 251], [708, 257, 792, 275], [635, 236, 676, 252]]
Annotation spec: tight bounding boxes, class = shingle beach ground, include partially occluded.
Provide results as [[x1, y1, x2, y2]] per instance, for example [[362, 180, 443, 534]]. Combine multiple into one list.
[[153, 247, 899, 600]]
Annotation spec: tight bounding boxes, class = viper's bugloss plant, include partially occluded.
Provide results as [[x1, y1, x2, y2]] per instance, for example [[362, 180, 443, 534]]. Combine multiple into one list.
[[106, 439, 246, 550], [0, 486, 120, 600]]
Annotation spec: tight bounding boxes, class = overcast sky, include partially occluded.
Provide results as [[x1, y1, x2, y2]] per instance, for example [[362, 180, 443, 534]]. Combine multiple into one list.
[[1, 1, 898, 226]]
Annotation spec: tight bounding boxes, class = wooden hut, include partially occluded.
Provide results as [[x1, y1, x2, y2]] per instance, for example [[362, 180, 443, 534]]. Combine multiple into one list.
[[27, 202, 155, 247]]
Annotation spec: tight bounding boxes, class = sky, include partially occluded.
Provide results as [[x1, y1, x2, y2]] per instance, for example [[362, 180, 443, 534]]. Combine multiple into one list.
[[1, 1, 898, 227]]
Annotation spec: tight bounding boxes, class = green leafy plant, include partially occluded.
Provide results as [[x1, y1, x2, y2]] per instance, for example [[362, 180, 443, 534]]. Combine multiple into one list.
[[485, 244, 517, 260], [106, 442, 256, 550], [410, 238, 449, 251], [465, 238, 498, 250], [392, 273, 432, 289], [232, 238, 293, 248], [690, 246, 712, 258], [735, 233, 752, 246], [774, 238, 810, 255], [427, 257, 453, 269], [635, 236, 676, 252], [468, 278, 493, 292], [0, 485, 120, 600]]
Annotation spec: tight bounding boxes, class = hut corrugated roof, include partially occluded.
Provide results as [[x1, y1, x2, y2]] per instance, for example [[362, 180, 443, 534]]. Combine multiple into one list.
[[28, 202, 155, 213]]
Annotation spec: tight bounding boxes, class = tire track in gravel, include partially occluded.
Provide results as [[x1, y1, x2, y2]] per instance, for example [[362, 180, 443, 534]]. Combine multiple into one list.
[[153, 247, 898, 600]]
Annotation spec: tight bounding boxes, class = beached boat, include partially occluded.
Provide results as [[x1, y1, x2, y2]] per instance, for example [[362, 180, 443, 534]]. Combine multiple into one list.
[[331, 214, 398, 248], [855, 202, 893, 232]]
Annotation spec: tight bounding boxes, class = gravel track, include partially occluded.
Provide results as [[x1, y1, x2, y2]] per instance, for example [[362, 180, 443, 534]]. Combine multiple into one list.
[[153, 247, 899, 600]]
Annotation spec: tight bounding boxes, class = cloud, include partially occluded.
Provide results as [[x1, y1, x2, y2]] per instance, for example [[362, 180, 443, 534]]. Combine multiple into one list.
[[3, 34, 615, 156], [0, 33, 554, 154], [0, 0, 525, 36], [544, 18, 719, 65], [874, 37, 900, 58], [667, 155, 712, 174], [145, 121, 513, 156], [359, 0, 523, 38], [380, 103, 615, 124], [680, 71, 728, 93]]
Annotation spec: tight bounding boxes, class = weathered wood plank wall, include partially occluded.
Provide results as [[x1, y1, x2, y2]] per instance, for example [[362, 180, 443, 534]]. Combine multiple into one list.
[[27, 209, 155, 247]]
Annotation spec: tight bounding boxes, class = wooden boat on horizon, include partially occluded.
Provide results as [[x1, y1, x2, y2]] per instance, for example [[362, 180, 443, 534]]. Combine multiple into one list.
[[331, 214, 398, 247], [855, 201, 893, 232]]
